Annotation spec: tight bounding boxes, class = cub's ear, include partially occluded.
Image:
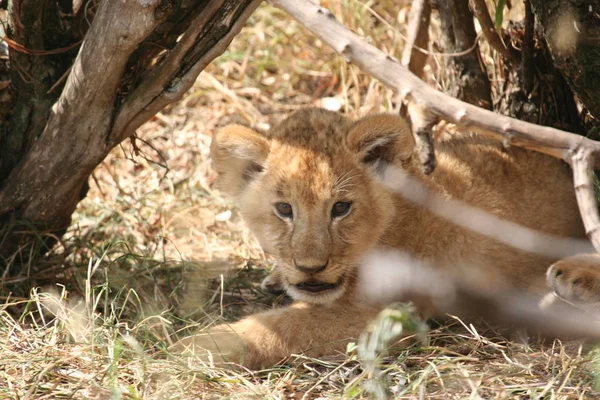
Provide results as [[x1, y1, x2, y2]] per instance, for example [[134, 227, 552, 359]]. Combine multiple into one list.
[[347, 114, 414, 172], [210, 125, 270, 197]]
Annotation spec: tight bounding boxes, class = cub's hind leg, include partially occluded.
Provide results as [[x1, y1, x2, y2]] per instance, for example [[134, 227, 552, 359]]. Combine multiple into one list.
[[546, 254, 600, 303]]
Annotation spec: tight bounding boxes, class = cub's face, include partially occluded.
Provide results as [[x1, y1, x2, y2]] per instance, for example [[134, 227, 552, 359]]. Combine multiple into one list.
[[210, 108, 414, 304]]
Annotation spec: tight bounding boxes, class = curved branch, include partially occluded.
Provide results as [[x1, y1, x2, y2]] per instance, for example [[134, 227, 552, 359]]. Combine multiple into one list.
[[269, 0, 600, 167], [407, 103, 437, 174], [572, 148, 600, 251], [110, 0, 262, 145], [401, 0, 431, 79], [401, 0, 435, 174], [469, 0, 516, 61]]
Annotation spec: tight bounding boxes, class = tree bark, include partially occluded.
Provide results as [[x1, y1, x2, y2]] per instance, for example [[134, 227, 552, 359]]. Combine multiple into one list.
[[436, 0, 493, 110], [0, 0, 261, 269], [469, 0, 516, 62], [499, 17, 584, 133], [529, 0, 600, 118], [2, 0, 78, 182]]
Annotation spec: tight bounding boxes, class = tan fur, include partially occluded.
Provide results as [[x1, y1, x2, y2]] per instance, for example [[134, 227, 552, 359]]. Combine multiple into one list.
[[172, 108, 595, 370], [547, 254, 600, 302]]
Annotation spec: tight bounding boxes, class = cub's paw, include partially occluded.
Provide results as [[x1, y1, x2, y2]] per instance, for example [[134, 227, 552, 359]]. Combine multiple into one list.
[[169, 325, 249, 367], [261, 267, 286, 296], [546, 254, 600, 303]]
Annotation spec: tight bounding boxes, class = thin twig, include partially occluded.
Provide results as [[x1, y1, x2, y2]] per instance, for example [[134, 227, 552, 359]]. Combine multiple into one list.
[[401, 0, 431, 79], [572, 148, 600, 252], [110, 0, 263, 145], [469, 0, 515, 61], [47, 65, 72, 94], [407, 103, 437, 174], [0, 36, 82, 56], [361, 1, 483, 58], [401, 0, 434, 172]]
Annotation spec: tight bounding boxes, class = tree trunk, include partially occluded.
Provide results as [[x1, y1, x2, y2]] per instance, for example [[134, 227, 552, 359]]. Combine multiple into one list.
[[0, 0, 261, 270], [498, 17, 584, 133], [435, 0, 493, 110], [529, 0, 600, 119]]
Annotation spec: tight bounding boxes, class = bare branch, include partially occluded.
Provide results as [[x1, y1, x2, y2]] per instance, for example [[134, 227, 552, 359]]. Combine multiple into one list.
[[110, 0, 262, 145], [401, 0, 436, 174], [271, 0, 600, 252], [572, 148, 600, 252], [401, 0, 431, 79], [407, 103, 437, 174], [359, 250, 600, 341], [469, 0, 516, 61], [380, 164, 594, 259], [269, 0, 600, 168]]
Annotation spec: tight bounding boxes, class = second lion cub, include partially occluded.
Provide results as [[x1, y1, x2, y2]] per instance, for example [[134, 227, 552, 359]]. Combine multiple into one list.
[[174, 108, 596, 369]]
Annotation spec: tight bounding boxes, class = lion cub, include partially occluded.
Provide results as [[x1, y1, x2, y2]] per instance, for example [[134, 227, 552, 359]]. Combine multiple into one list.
[[173, 108, 597, 369]]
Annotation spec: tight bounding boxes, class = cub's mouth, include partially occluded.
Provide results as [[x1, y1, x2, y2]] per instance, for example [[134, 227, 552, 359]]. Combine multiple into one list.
[[287, 274, 348, 304], [294, 278, 343, 293]]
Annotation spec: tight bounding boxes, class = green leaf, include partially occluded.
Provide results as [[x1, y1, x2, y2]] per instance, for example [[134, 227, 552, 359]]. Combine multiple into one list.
[[495, 0, 507, 29]]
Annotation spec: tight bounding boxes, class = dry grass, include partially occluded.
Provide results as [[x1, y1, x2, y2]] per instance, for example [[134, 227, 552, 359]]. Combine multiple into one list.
[[2, 1, 600, 398]]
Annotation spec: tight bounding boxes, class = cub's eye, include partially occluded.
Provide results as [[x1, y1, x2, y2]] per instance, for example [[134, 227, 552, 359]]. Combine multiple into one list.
[[275, 202, 293, 219], [331, 201, 352, 218]]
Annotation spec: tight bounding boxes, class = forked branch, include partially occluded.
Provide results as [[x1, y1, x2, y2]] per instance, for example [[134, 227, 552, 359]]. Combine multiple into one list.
[[270, 0, 600, 252], [469, 0, 516, 61], [110, 0, 262, 145]]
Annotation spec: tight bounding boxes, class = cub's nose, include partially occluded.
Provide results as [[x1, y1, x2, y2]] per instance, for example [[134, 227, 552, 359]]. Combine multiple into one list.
[[294, 260, 328, 274]]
